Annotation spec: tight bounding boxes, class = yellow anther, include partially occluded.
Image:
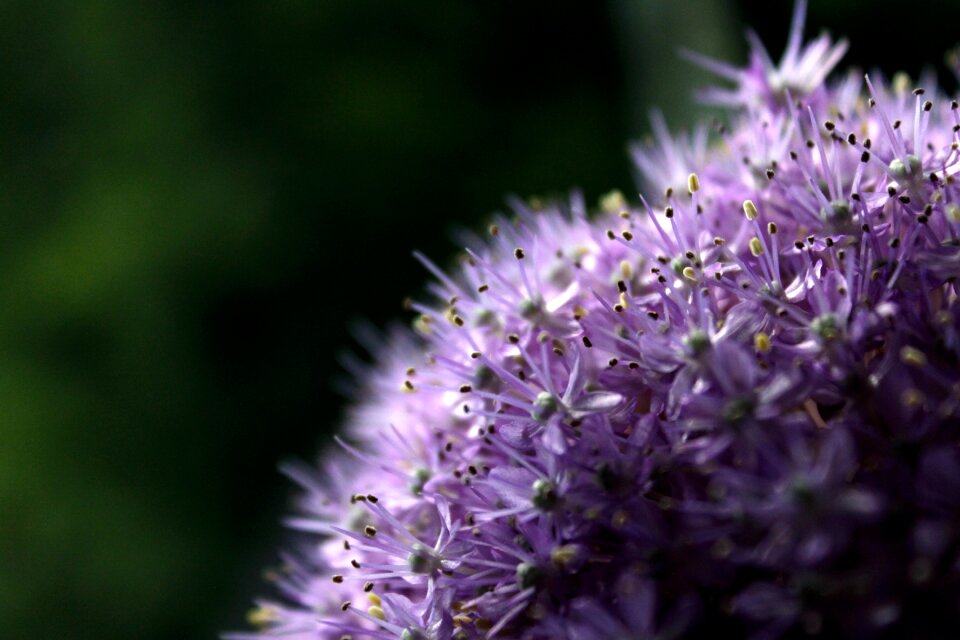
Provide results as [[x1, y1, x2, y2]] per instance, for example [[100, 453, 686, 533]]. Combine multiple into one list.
[[247, 606, 277, 628], [551, 544, 581, 567], [413, 314, 433, 336], [749, 237, 764, 257], [601, 190, 627, 213], [619, 259, 634, 280], [892, 71, 911, 95], [682, 266, 697, 281], [687, 172, 701, 194], [902, 389, 925, 407], [900, 346, 927, 367], [754, 332, 771, 353], [444, 307, 460, 325], [618, 292, 629, 308], [367, 592, 382, 607], [743, 199, 759, 221], [368, 605, 386, 620], [947, 203, 960, 223]]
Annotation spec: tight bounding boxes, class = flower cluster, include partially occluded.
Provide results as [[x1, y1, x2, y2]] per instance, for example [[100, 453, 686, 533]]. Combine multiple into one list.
[[235, 3, 960, 638]]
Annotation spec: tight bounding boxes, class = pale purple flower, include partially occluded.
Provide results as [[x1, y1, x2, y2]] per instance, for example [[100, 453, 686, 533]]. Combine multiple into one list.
[[236, 3, 960, 637]]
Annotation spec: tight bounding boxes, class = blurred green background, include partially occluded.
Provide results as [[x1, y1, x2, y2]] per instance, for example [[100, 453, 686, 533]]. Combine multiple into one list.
[[1, 1, 958, 638]]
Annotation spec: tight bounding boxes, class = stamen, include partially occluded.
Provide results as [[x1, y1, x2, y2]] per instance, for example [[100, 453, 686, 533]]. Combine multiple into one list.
[[754, 332, 771, 352], [900, 346, 928, 367]]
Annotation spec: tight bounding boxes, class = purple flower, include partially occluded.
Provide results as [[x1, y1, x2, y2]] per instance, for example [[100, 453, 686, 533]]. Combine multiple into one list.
[[236, 2, 960, 637]]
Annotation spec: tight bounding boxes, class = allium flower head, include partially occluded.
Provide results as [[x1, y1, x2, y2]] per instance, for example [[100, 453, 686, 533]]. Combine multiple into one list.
[[235, 3, 960, 638]]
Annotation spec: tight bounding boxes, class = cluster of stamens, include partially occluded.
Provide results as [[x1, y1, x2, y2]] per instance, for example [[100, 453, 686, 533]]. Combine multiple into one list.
[[235, 3, 960, 639]]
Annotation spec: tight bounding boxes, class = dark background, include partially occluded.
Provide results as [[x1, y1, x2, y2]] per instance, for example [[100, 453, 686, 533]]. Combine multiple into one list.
[[2, 2, 958, 638]]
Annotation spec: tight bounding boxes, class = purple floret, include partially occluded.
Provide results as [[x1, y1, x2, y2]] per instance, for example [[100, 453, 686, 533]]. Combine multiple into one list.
[[234, 2, 960, 638]]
